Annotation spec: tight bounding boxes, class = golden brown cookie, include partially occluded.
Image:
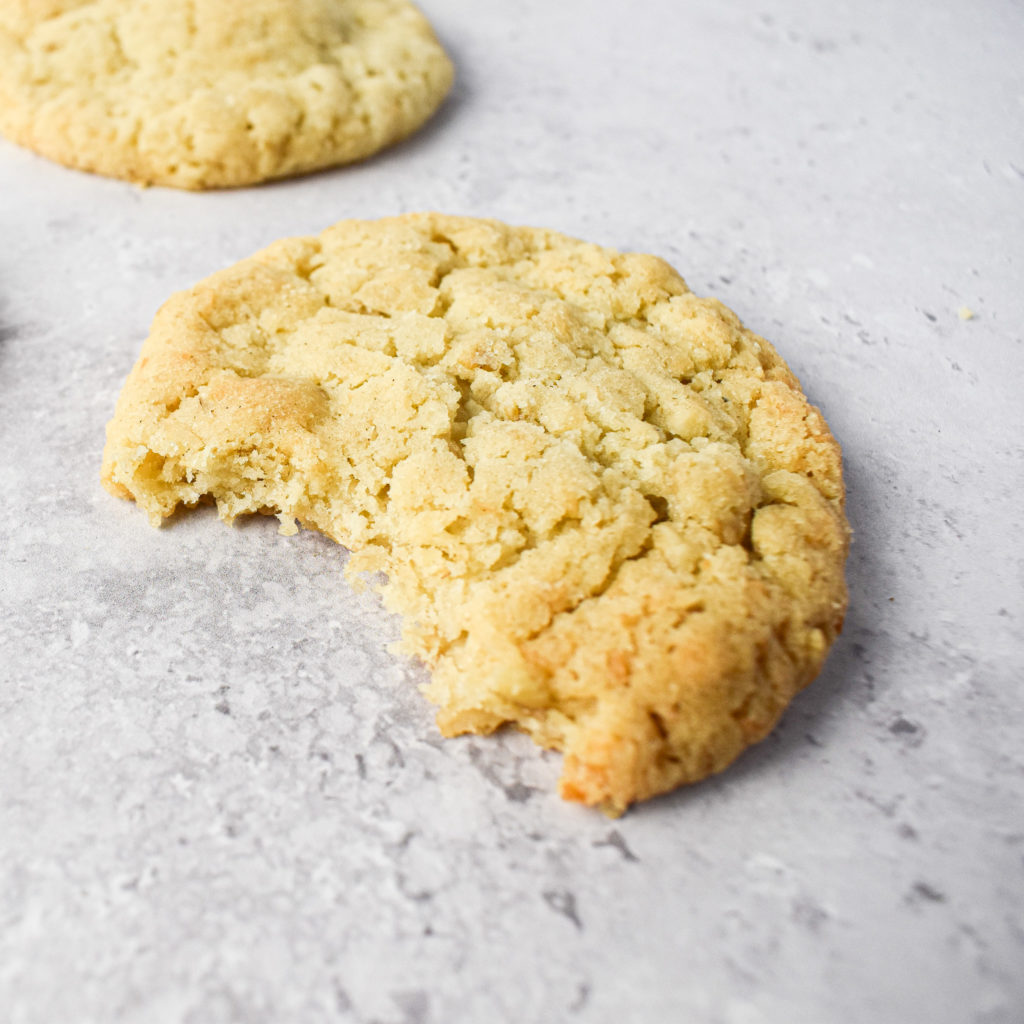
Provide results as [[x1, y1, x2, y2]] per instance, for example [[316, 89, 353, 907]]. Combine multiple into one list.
[[102, 213, 850, 812], [0, 0, 453, 189]]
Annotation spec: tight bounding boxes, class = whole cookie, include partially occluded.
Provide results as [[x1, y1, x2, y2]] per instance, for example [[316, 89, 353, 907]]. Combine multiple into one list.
[[0, 0, 453, 189], [102, 213, 850, 812]]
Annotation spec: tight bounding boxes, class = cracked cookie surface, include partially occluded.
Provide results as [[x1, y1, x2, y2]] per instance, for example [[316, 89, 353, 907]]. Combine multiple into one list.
[[102, 213, 850, 812], [0, 0, 453, 188]]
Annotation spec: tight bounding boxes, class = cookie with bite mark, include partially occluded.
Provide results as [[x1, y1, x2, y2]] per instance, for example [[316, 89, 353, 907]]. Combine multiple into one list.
[[102, 213, 850, 812]]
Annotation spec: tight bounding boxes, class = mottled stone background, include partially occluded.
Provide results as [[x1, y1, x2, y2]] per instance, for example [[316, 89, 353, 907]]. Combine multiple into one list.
[[1, 1, 1022, 1021]]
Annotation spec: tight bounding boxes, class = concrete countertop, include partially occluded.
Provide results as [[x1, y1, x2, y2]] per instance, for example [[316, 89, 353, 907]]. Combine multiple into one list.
[[1, 1, 1022, 1021]]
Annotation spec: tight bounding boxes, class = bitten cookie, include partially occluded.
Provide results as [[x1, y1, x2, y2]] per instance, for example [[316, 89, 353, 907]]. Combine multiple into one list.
[[102, 213, 850, 813], [0, 0, 453, 189]]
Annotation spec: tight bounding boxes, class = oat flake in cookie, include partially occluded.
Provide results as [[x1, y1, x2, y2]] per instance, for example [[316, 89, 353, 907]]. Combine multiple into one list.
[[0, 0, 453, 189], [101, 213, 850, 813]]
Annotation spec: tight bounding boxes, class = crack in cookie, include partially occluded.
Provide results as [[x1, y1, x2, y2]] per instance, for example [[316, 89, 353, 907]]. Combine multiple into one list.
[[102, 213, 850, 813]]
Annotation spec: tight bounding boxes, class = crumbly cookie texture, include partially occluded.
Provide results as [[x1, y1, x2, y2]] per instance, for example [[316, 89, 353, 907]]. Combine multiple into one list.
[[0, 0, 453, 189], [102, 213, 850, 813]]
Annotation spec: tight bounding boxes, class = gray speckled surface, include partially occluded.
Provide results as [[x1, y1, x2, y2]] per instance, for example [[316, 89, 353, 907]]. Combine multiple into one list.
[[2, 1, 1023, 1021]]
